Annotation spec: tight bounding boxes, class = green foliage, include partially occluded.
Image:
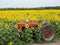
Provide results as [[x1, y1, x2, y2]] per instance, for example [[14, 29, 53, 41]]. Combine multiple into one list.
[[20, 28, 34, 43], [0, 19, 60, 44], [50, 20, 60, 40], [33, 27, 42, 43], [19, 27, 42, 43], [0, 19, 25, 45], [0, 6, 60, 10]]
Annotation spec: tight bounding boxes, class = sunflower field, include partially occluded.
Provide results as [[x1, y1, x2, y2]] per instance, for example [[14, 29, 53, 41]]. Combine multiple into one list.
[[0, 10, 60, 21], [0, 10, 60, 45]]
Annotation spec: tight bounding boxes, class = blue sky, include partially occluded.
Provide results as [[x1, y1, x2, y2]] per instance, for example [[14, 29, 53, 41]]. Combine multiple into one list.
[[0, 0, 60, 8]]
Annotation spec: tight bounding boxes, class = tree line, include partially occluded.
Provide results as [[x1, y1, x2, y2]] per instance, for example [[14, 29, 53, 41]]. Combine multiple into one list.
[[0, 6, 60, 10]]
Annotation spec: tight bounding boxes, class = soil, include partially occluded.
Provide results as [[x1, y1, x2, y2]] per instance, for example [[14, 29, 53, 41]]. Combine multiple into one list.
[[30, 41, 60, 45]]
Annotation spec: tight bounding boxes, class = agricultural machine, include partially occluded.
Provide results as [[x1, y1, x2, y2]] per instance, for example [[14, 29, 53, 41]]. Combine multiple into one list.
[[17, 14, 55, 42]]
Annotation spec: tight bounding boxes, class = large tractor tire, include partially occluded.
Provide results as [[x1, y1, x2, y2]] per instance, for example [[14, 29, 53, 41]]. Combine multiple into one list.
[[42, 25, 55, 42]]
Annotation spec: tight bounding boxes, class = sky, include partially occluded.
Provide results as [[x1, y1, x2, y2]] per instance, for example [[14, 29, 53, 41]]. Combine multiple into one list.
[[0, 0, 60, 8]]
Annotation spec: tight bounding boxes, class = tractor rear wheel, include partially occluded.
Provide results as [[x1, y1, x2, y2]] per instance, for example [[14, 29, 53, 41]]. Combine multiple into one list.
[[42, 25, 55, 42]]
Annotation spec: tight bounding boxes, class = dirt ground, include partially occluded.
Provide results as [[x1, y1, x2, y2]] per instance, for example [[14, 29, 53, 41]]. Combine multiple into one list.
[[30, 41, 60, 45]]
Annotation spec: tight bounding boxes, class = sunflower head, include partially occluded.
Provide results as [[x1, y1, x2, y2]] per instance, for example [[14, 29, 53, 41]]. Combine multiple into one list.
[[15, 24, 18, 28], [38, 23, 42, 27], [9, 41, 13, 45], [31, 27, 34, 30], [25, 24, 29, 28], [5, 23, 9, 29]]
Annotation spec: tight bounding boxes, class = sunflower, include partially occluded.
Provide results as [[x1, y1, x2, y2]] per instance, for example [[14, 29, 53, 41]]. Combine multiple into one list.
[[25, 24, 29, 28], [5, 23, 9, 29], [15, 24, 18, 28], [9, 41, 13, 45], [38, 23, 42, 27]]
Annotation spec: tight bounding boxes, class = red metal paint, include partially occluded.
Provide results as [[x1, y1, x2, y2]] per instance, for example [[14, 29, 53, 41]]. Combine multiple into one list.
[[17, 22, 38, 30]]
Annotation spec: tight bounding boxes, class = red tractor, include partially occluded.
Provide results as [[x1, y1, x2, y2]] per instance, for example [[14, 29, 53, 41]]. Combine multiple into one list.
[[17, 14, 55, 42], [17, 21, 55, 42]]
